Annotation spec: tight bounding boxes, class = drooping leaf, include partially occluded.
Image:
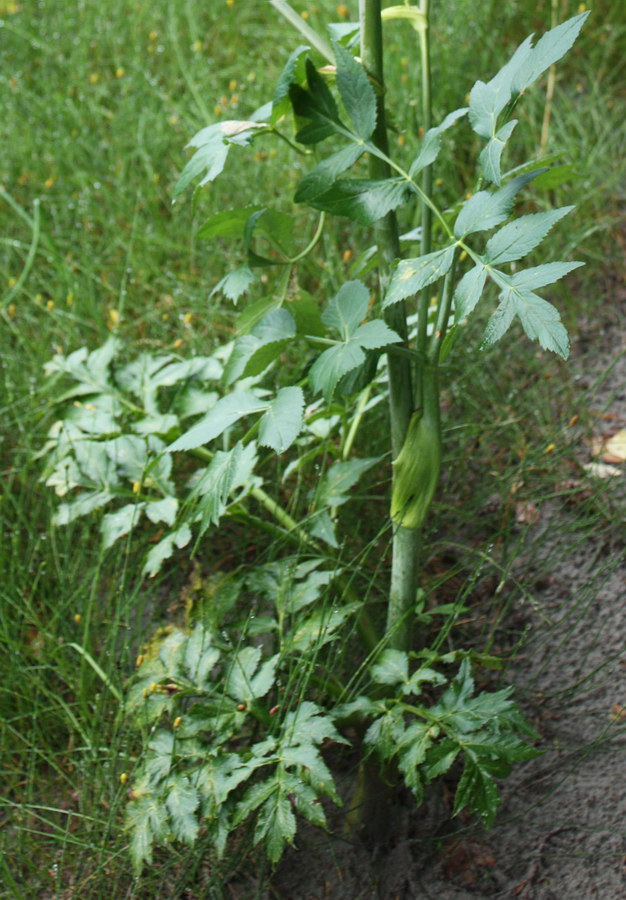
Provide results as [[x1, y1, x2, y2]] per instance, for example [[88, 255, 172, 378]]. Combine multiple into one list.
[[409, 108, 468, 176], [333, 41, 377, 139], [384, 245, 455, 307], [507, 288, 570, 357], [258, 386, 305, 453], [254, 786, 297, 863], [485, 206, 574, 264], [167, 392, 267, 452], [127, 794, 168, 873], [225, 646, 262, 703]]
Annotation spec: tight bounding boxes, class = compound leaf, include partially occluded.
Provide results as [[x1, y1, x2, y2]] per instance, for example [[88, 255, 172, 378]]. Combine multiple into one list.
[[485, 206, 574, 264], [168, 392, 267, 452]]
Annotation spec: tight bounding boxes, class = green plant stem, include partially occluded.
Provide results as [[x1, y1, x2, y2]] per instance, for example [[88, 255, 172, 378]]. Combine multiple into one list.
[[416, 0, 433, 364], [269, 0, 334, 63], [428, 249, 458, 363], [360, 0, 421, 658]]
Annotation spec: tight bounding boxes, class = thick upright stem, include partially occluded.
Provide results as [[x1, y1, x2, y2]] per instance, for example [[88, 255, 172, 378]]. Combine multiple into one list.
[[360, 0, 420, 653]]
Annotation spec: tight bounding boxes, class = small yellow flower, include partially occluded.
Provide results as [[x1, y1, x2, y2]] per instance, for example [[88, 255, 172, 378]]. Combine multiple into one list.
[[120, 772, 128, 785], [169, 113, 179, 125], [89, 72, 99, 84], [578, 2, 587, 11], [192, 40, 202, 52], [172, 338, 184, 349], [173, 716, 183, 729], [459, 250, 468, 262], [214, 104, 223, 116], [397, 134, 406, 147], [44, 177, 55, 189], [115, 66, 125, 78], [183, 312, 192, 325], [66, 292, 74, 306], [336, 4, 349, 18], [35, 294, 43, 305], [343, 249, 352, 263], [230, 94, 239, 106], [435, 178, 444, 186], [149, 30, 158, 41], [108, 308, 120, 328], [7, 277, 16, 288], [132, 480, 141, 494], [545, 443, 556, 454], [136, 654, 145, 668], [74, 614, 81, 624], [149, 682, 157, 694], [300, 9, 310, 19], [7, 303, 16, 318], [226, 0, 235, 6], [46, 299, 55, 311], [228, 79, 238, 92]]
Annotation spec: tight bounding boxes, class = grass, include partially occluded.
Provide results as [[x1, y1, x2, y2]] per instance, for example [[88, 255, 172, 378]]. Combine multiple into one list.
[[1, 0, 625, 896]]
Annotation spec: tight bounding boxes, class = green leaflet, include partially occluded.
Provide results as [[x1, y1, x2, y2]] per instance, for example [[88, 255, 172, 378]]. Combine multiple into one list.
[[485, 207, 574, 264], [384, 245, 455, 307], [304, 177, 411, 226], [333, 40, 377, 140]]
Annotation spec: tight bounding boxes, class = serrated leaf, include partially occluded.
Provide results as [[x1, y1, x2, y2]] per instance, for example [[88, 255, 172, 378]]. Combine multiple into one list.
[[145, 731, 174, 783], [454, 264, 487, 322], [384, 245, 455, 307], [145, 496, 178, 526], [191, 444, 244, 534], [258, 386, 305, 453], [479, 120, 517, 185], [225, 646, 262, 702], [509, 260, 584, 290], [310, 320, 399, 399], [184, 624, 220, 684], [290, 58, 343, 144], [167, 392, 267, 452], [143, 524, 192, 577], [174, 121, 267, 196], [512, 12, 590, 94], [101, 502, 144, 549], [485, 206, 574, 264], [282, 701, 344, 747], [272, 45, 309, 124], [508, 289, 570, 357], [371, 648, 408, 685], [453, 170, 543, 238], [250, 653, 280, 699], [322, 279, 369, 337], [166, 775, 200, 844], [210, 264, 256, 303], [196, 205, 264, 240], [54, 490, 114, 526], [468, 36, 533, 138], [127, 794, 168, 873], [295, 143, 365, 204], [316, 456, 380, 508], [306, 177, 411, 225], [255, 788, 296, 863], [333, 41, 377, 139], [409, 108, 468, 176]]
